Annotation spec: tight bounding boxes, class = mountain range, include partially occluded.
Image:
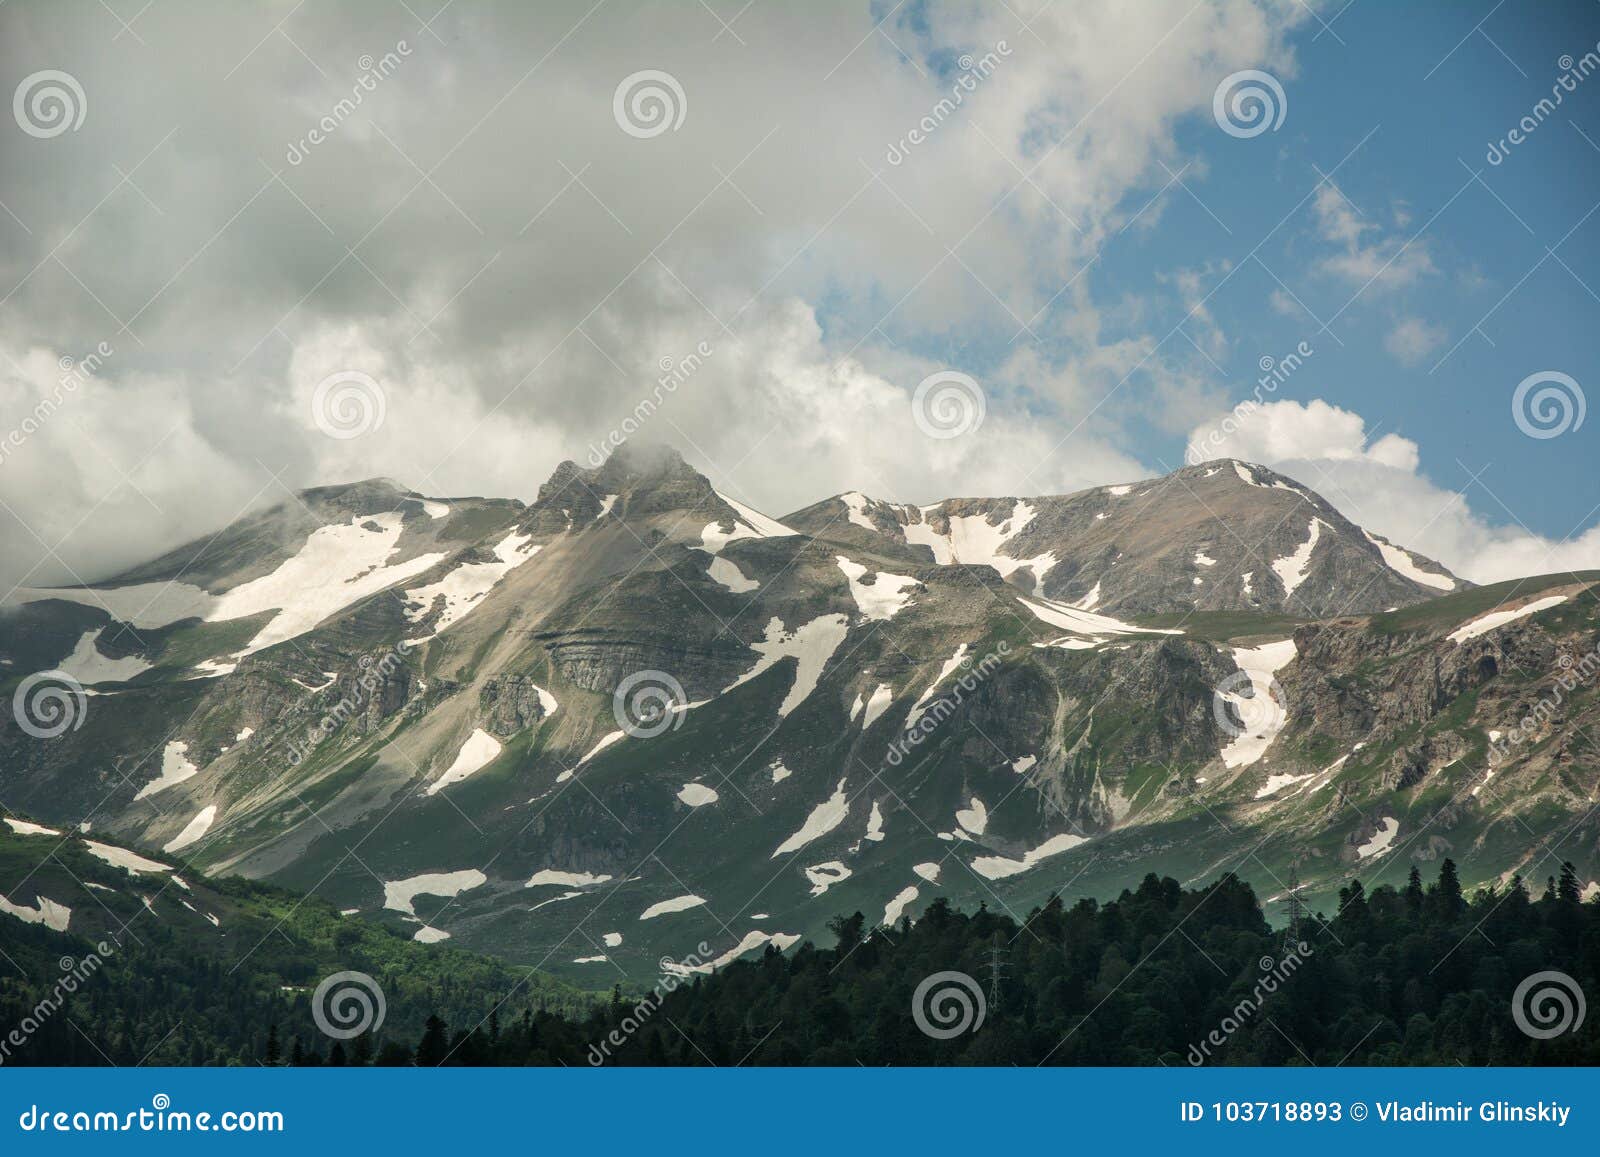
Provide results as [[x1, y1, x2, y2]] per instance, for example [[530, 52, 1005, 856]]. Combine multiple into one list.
[[2, 443, 1596, 980]]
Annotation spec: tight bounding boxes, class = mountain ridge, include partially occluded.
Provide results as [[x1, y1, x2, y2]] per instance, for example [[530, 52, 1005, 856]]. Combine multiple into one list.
[[4, 442, 1594, 986]]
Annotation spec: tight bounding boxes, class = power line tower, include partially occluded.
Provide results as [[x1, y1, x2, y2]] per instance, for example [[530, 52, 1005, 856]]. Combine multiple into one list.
[[986, 933, 1009, 1012], [1283, 867, 1306, 950]]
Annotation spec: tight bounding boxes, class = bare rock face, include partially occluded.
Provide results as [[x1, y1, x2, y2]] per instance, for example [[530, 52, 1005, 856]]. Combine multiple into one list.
[[539, 631, 751, 701], [478, 675, 548, 738], [1384, 732, 1469, 791]]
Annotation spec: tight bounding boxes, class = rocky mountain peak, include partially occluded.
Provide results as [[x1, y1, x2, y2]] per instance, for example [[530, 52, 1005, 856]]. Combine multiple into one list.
[[522, 443, 720, 534]]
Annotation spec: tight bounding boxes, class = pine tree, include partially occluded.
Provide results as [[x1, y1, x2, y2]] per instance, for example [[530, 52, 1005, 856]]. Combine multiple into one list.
[[1558, 861, 1582, 904], [264, 1025, 281, 1066], [1404, 866, 1424, 914], [1431, 859, 1464, 919], [415, 1015, 450, 1067]]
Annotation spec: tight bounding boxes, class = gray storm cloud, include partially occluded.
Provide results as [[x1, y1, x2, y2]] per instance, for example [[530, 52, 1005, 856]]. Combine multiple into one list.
[[2, 0, 1305, 589]]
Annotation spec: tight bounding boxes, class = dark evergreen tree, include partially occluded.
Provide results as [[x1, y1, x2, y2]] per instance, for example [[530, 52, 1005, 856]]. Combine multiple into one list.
[[415, 1015, 449, 1067], [1558, 861, 1582, 904]]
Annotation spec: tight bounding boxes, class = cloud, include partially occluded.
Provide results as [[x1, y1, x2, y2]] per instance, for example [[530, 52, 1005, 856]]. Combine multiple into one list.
[[1311, 185, 1433, 290], [1185, 397, 1600, 582], [1384, 317, 1447, 366], [0, 0, 1311, 584], [0, 341, 263, 593]]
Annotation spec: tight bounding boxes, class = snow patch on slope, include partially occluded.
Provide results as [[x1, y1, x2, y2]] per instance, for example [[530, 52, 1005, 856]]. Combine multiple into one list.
[[971, 833, 1089, 880], [772, 779, 850, 857], [677, 783, 720, 807], [724, 614, 850, 717], [639, 894, 706, 921], [882, 886, 919, 925], [1364, 530, 1455, 591], [706, 555, 759, 593], [426, 729, 502, 796], [955, 797, 988, 836], [383, 869, 487, 915], [0, 893, 71, 931], [404, 531, 539, 637], [902, 501, 1056, 591], [17, 513, 447, 659], [1270, 519, 1326, 599], [4, 817, 61, 837], [213, 513, 446, 655], [1020, 596, 1182, 640], [526, 869, 613, 888], [58, 628, 152, 685], [805, 861, 852, 895], [163, 805, 218, 853], [701, 493, 796, 553], [1218, 639, 1297, 768], [84, 842, 170, 875], [859, 683, 894, 728], [668, 930, 802, 974], [835, 556, 919, 620], [1357, 818, 1399, 859], [134, 741, 199, 801], [1448, 595, 1568, 644], [840, 491, 878, 531]]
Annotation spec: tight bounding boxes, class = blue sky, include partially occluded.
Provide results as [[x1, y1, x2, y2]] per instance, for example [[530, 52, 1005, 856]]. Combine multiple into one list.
[[847, 0, 1599, 543]]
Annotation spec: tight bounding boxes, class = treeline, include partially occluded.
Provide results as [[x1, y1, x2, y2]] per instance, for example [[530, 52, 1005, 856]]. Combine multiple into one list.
[[0, 880, 590, 1067], [399, 859, 1600, 1066], [5, 861, 1597, 1065]]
